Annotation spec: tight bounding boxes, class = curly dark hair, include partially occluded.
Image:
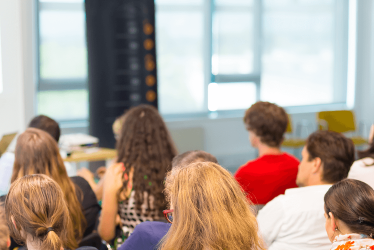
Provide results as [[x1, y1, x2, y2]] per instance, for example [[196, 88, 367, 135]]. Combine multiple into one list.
[[116, 105, 178, 217], [243, 101, 288, 147]]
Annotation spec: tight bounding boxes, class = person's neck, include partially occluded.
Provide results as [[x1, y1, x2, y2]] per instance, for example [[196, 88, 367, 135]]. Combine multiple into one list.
[[257, 144, 282, 158], [305, 178, 331, 187], [26, 237, 41, 250]]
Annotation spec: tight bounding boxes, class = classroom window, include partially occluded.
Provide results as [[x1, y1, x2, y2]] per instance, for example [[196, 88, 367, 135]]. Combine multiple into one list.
[[36, 0, 352, 121]]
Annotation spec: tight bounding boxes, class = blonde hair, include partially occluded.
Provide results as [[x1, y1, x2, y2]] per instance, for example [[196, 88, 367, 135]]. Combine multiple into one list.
[[11, 128, 86, 245], [0, 206, 9, 250], [5, 174, 77, 250], [160, 162, 265, 250]]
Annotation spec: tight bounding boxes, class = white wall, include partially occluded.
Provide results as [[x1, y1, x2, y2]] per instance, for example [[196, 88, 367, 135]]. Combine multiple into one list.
[[0, 0, 36, 137]]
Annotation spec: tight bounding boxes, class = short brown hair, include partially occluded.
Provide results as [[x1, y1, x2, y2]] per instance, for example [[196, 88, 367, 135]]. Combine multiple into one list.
[[172, 150, 218, 168], [28, 115, 61, 142], [324, 179, 374, 237], [243, 101, 288, 147], [306, 131, 355, 184], [0, 206, 9, 250]]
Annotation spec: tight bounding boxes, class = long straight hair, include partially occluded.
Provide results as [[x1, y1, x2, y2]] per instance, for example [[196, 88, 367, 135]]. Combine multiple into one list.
[[11, 128, 86, 245], [324, 179, 374, 237], [160, 162, 265, 250], [5, 174, 77, 250], [116, 105, 178, 216]]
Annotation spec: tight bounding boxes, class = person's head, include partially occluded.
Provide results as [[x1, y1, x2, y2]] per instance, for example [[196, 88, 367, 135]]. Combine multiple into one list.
[[243, 101, 288, 149], [11, 128, 85, 244], [171, 150, 218, 169], [0, 206, 10, 250], [116, 104, 178, 216], [28, 115, 61, 142], [324, 179, 374, 242], [296, 131, 355, 187], [5, 174, 76, 250], [160, 162, 264, 250]]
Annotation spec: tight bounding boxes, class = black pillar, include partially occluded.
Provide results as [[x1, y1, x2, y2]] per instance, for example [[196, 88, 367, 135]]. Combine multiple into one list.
[[85, 0, 158, 148]]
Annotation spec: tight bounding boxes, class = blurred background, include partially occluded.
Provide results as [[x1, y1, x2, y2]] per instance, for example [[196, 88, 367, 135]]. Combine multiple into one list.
[[0, 0, 374, 172]]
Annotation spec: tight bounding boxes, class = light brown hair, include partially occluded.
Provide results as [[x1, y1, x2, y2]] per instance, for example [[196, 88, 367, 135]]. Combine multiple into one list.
[[5, 174, 77, 250], [306, 131, 355, 184], [171, 150, 218, 168], [11, 128, 86, 245], [116, 105, 178, 217], [0, 206, 9, 250], [324, 179, 374, 237], [160, 162, 265, 250], [243, 101, 288, 147]]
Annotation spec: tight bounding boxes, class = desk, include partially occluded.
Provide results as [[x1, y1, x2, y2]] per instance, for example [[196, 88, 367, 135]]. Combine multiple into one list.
[[64, 148, 117, 163]]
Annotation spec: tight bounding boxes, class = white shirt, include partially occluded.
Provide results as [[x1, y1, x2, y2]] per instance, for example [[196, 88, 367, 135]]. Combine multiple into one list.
[[257, 185, 332, 250], [348, 157, 374, 189]]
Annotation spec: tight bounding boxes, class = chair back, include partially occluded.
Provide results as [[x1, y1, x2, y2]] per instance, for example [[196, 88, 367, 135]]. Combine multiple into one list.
[[317, 110, 356, 133], [286, 115, 293, 133]]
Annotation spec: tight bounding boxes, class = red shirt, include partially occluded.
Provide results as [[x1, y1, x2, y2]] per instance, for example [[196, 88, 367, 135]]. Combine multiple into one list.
[[234, 153, 299, 205]]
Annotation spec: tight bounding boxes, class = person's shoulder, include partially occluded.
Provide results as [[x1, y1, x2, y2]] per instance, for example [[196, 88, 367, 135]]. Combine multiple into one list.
[[236, 158, 261, 172], [70, 176, 91, 189], [135, 221, 171, 234], [76, 247, 98, 250], [281, 153, 300, 163], [352, 157, 374, 168]]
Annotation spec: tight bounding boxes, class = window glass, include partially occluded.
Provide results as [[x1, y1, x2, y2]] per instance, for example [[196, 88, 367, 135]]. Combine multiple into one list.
[[212, 0, 254, 75], [37, 90, 88, 120], [208, 83, 256, 111], [156, 9, 205, 114], [39, 6, 87, 79], [261, 0, 344, 106]]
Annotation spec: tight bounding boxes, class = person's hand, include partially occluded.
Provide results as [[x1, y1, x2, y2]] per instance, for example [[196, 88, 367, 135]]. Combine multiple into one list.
[[96, 167, 107, 179], [77, 168, 95, 182], [369, 124, 374, 144], [103, 162, 125, 194]]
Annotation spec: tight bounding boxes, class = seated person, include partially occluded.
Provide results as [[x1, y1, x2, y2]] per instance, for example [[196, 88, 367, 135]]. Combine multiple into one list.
[[5, 174, 97, 250], [257, 130, 355, 250], [348, 124, 374, 188], [324, 179, 374, 249], [98, 105, 178, 242], [0, 115, 74, 196], [118, 150, 218, 250], [234, 101, 299, 206], [0, 207, 10, 250], [159, 162, 264, 250], [3, 128, 100, 248]]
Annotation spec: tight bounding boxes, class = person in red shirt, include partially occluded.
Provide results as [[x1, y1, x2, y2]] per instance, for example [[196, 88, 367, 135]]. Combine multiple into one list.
[[234, 101, 299, 208]]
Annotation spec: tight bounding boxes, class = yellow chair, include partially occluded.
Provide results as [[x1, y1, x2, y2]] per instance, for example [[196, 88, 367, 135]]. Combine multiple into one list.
[[317, 110, 367, 146], [282, 115, 307, 148]]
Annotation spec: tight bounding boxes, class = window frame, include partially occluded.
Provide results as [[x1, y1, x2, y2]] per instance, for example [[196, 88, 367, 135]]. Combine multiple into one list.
[[36, 0, 356, 123]]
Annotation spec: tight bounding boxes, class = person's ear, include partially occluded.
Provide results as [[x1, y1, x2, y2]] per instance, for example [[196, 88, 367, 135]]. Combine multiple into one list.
[[311, 157, 322, 174], [11, 216, 17, 230], [7, 237, 11, 247], [329, 212, 338, 231]]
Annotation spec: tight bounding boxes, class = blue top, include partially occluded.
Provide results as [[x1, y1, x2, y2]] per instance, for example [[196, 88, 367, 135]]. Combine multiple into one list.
[[118, 221, 171, 250]]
